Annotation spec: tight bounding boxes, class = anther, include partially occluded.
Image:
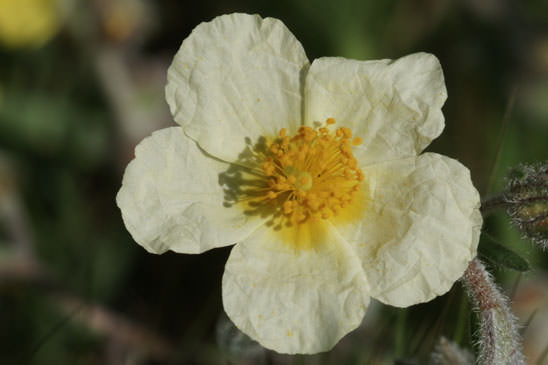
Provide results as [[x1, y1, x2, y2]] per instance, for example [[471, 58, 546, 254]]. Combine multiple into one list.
[[253, 117, 363, 226]]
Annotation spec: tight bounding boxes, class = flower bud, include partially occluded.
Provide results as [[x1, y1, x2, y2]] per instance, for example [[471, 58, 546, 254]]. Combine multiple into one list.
[[505, 162, 548, 249]]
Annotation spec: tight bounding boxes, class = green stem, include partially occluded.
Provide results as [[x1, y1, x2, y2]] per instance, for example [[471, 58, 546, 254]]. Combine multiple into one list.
[[395, 308, 408, 357], [453, 291, 469, 346], [480, 193, 510, 217]]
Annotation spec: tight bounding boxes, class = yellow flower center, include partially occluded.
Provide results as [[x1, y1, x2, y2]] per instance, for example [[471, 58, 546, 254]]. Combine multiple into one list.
[[256, 118, 364, 226]]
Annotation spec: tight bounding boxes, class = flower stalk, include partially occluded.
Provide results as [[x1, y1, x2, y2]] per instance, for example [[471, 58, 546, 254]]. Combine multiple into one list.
[[462, 258, 525, 365], [480, 193, 510, 217]]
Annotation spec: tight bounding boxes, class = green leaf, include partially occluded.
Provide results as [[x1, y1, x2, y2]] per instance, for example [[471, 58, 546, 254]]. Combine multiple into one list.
[[478, 236, 530, 271]]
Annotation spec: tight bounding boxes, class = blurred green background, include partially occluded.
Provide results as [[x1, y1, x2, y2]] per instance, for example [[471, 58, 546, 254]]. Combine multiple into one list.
[[1, 0, 548, 364]]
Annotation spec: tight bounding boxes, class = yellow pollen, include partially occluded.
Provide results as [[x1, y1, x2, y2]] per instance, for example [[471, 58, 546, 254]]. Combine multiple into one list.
[[250, 118, 364, 226], [283, 200, 293, 214]]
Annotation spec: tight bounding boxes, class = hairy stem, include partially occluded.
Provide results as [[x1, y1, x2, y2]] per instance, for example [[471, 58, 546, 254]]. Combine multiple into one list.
[[461, 258, 525, 365]]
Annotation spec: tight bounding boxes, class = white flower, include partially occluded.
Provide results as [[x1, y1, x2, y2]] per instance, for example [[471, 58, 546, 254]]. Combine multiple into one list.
[[116, 13, 482, 354]]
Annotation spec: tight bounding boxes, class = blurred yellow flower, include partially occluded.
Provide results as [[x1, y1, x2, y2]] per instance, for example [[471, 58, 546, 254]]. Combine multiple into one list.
[[117, 13, 483, 354], [0, 0, 60, 48]]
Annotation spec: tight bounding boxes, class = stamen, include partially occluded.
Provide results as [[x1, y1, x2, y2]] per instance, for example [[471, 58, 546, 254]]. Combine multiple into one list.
[[249, 118, 364, 225]]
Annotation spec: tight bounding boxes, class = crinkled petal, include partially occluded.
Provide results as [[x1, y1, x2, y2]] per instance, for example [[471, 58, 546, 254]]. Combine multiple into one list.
[[304, 53, 447, 165], [340, 153, 482, 307], [116, 127, 265, 254], [222, 221, 369, 354], [166, 13, 309, 163]]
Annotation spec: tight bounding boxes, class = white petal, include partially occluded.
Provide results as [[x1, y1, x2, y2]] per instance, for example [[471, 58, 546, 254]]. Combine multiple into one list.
[[222, 221, 369, 354], [116, 127, 265, 254], [166, 13, 309, 163], [341, 153, 482, 307], [304, 53, 447, 165]]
